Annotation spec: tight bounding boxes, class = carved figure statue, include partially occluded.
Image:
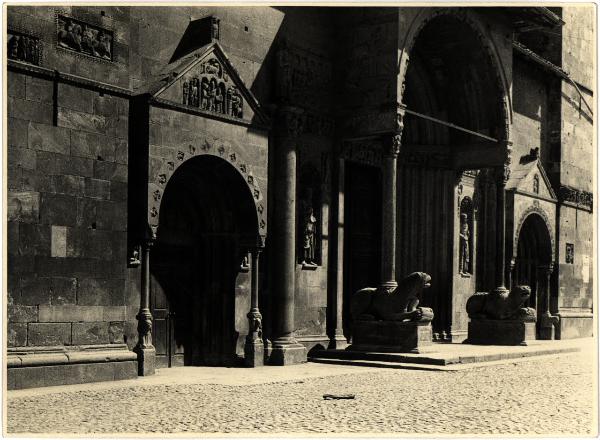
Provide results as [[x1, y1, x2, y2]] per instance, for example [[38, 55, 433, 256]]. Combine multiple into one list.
[[8, 34, 19, 58], [200, 78, 210, 109], [301, 196, 317, 265], [58, 19, 83, 52], [466, 285, 535, 321], [182, 81, 189, 105], [81, 24, 95, 54], [459, 213, 470, 274], [351, 272, 433, 322], [214, 83, 224, 113], [95, 31, 112, 59], [208, 79, 217, 111]]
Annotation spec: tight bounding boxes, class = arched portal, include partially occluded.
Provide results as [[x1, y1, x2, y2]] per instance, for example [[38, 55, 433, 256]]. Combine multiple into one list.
[[151, 155, 259, 367], [514, 213, 553, 337], [398, 11, 509, 339]]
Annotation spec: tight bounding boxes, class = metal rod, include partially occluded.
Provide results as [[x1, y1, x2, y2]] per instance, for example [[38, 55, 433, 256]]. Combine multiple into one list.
[[404, 109, 499, 143]]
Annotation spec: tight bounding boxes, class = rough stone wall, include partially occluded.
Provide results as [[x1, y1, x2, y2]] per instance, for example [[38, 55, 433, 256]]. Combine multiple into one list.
[[7, 74, 132, 348], [556, 6, 594, 318], [512, 58, 549, 162]]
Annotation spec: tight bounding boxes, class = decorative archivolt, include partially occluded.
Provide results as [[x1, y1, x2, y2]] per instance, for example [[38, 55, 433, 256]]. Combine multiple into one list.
[[398, 7, 512, 143], [513, 203, 555, 263], [147, 139, 266, 237]]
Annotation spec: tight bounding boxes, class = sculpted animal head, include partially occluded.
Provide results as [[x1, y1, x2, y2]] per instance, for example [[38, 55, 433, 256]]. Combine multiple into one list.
[[398, 272, 431, 295], [510, 285, 531, 306]]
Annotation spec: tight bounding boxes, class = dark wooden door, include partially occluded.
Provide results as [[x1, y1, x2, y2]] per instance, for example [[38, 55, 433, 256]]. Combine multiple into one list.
[[343, 161, 382, 339]]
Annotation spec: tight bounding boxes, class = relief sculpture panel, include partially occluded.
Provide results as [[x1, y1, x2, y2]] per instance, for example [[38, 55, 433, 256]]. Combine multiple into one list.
[[182, 57, 244, 119]]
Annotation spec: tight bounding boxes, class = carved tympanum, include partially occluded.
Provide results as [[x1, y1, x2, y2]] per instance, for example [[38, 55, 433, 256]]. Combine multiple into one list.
[[182, 57, 244, 118]]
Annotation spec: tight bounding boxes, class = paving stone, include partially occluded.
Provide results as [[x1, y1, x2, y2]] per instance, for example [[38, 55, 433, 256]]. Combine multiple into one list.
[[5, 353, 595, 435]]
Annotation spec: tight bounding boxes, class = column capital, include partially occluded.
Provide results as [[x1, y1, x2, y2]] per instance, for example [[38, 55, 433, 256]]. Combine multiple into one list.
[[276, 106, 304, 139], [384, 132, 402, 158]]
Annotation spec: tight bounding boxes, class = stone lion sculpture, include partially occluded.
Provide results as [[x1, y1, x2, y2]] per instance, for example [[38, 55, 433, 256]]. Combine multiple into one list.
[[466, 285, 535, 321], [351, 272, 433, 322]]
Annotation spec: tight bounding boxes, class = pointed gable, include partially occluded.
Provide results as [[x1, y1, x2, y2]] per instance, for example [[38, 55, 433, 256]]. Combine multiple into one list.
[[149, 42, 268, 126], [507, 159, 556, 200]]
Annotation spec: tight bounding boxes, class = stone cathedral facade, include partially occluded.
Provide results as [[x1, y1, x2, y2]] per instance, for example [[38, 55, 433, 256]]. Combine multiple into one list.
[[6, 6, 594, 388]]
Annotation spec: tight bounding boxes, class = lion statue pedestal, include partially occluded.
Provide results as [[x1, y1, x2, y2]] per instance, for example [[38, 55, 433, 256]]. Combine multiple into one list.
[[465, 285, 537, 346], [349, 272, 434, 354]]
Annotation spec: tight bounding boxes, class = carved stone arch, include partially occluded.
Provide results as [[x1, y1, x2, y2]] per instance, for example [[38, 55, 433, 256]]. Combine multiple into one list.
[[514, 206, 555, 264], [147, 143, 267, 241], [398, 7, 512, 143]]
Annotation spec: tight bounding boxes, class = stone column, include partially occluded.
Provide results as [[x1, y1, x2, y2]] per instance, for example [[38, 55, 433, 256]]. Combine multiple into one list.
[[245, 241, 265, 367], [492, 163, 510, 296], [133, 239, 155, 376], [539, 263, 557, 339], [329, 157, 347, 349], [271, 106, 307, 365], [379, 133, 401, 293]]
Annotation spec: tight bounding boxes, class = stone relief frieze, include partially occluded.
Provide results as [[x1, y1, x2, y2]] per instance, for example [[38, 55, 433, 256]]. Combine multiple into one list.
[[57, 15, 113, 61], [8, 30, 40, 65], [559, 185, 593, 211], [182, 57, 244, 119]]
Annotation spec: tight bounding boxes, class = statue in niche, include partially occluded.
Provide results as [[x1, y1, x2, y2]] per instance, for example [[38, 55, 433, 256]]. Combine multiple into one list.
[[533, 174, 540, 194], [81, 24, 95, 54], [459, 213, 470, 274], [300, 188, 318, 266]]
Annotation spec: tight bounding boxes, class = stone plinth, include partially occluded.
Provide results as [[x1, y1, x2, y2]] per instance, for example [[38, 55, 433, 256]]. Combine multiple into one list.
[[244, 341, 264, 367], [350, 320, 433, 353], [467, 319, 536, 345]]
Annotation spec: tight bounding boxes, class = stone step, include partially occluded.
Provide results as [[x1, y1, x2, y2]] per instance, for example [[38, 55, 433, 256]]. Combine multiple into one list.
[[309, 344, 582, 368]]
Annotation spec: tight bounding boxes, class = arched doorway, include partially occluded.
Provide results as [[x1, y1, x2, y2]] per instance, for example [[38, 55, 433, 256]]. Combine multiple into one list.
[[151, 155, 259, 367], [399, 11, 509, 338], [514, 213, 553, 338]]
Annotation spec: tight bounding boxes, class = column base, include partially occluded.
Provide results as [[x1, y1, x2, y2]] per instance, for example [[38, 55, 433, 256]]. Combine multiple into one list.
[[133, 346, 156, 376], [270, 339, 307, 365], [244, 340, 265, 367], [328, 334, 349, 350]]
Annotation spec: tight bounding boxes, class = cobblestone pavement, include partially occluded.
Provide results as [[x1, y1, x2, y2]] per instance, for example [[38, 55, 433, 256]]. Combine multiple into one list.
[[7, 352, 596, 435]]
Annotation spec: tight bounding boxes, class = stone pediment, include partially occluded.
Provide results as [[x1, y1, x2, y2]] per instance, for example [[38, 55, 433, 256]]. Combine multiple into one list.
[[150, 42, 268, 126], [507, 159, 556, 200]]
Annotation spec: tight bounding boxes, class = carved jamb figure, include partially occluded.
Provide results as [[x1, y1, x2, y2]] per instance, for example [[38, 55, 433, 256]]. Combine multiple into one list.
[[459, 213, 470, 274]]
